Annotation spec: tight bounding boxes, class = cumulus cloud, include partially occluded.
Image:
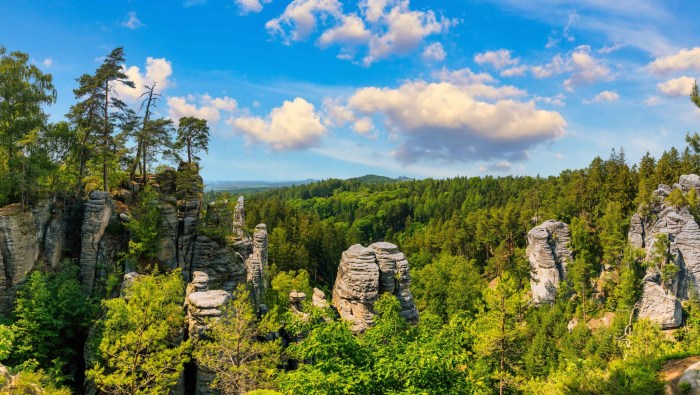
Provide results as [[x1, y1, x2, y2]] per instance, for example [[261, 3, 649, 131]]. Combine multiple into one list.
[[500, 65, 527, 77], [657, 76, 696, 97], [266, 0, 343, 43], [474, 49, 519, 70], [167, 94, 238, 125], [343, 80, 566, 164], [422, 42, 446, 62], [234, 0, 271, 14], [534, 94, 566, 107], [649, 47, 700, 74], [531, 46, 613, 90], [266, 0, 454, 65], [115, 57, 173, 101], [352, 117, 375, 134], [433, 67, 527, 99], [318, 14, 371, 47], [121, 12, 144, 29], [584, 90, 619, 104], [230, 97, 327, 150]]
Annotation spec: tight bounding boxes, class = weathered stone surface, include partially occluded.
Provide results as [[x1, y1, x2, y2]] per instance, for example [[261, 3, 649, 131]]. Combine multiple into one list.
[[678, 361, 700, 395], [233, 196, 245, 238], [332, 243, 418, 332], [312, 287, 328, 309], [156, 202, 178, 269], [79, 191, 114, 294], [43, 201, 66, 268], [526, 220, 573, 304], [370, 242, 418, 323], [246, 224, 268, 310], [0, 205, 41, 312], [628, 175, 700, 328], [190, 236, 247, 293], [289, 291, 306, 304]]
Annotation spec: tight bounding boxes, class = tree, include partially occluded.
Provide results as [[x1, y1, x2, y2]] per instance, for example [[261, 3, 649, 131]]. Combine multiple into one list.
[[86, 270, 191, 395], [94, 47, 134, 192], [194, 285, 281, 395], [175, 117, 209, 164], [0, 46, 56, 206], [569, 216, 601, 321], [9, 261, 95, 383], [130, 82, 173, 180]]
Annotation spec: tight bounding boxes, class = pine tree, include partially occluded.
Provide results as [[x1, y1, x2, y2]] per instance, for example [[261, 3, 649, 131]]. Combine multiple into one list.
[[175, 117, 210, 164]]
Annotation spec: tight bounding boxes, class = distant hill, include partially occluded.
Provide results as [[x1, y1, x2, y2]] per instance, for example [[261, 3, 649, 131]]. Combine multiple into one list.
[[349, 174, 398, 183], [204, 179, 316, 193]]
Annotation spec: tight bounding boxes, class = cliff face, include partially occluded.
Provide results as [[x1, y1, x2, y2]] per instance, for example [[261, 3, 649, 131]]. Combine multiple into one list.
[[628, 175, 700, 328], [526, 220, 573, 304], [332, 242, 418, 332], [0, 200, 69, 313]]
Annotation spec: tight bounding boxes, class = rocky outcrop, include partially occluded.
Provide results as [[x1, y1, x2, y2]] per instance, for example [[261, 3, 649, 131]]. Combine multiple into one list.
[[185, 272, 231, 395], [246, 224, 268, 310], [332, 243, 418, 332], [678, 361, 700, 395], [233, 196, 245, 239], [628, 176, 700, 328], [79, 191, 114, 294], [0, 205, 41, 312], [527, 220, 573, 304], [312, 287, 329, 309]]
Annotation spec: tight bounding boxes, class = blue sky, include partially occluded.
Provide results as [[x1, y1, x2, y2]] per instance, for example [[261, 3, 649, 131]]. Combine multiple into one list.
[[2, 0, 700, 181]]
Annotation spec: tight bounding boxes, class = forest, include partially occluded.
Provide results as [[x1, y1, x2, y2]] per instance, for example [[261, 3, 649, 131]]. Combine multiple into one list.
[[1, 43, 700, 394]]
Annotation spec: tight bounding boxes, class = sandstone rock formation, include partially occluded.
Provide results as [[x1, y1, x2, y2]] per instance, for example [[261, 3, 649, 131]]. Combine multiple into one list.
[[678, 360, 700, 395], [332, 242, 418, 332], [312, 287, 328, 309], [246, 224, 268, 309], [628, 176, 700, 328], [79, 191, 115, 294], [233, 196, 245, 238], [527, 220, 573, 304]]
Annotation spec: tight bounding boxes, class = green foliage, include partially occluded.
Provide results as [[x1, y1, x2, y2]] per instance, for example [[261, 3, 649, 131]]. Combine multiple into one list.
[[0, 368, 71, 395], [269, 269, 312, 308], [194, 285, 281, 395], [123, 185, 162, 266], [9, 261, 95, 383], [175, 116, 210, 164], [87, 270, 191, 395], [665, 187, 688, 208]]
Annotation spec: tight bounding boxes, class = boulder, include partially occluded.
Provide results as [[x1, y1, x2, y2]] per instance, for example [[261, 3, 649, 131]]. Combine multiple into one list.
[[526, 220, 573, 304], [312, 287, 329, 309], [678, 361, 700, 395], [332, 243, 418, 332], [638, 282, 682, 329]]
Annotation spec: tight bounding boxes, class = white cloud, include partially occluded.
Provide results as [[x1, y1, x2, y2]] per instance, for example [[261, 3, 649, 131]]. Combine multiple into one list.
[[598, 42, 624, 54], [318, 14, 371, 47], [167, 94, 238, 125], [584, 90, 619, 104], [352, 117, 375, 134], [266, 0, 343, 43], [41, 58, 53, 67], [115, 57, 173, 101], [344, 80, 566, 163], [234, 0, 271, 14], [649, 47, 700, 74], [644, 96, 660, 106], [121, 11, 144, 29], [535, 94, 566, 107], [230, 97, 327, 150], [266, 0, 453, 65], [433, 67, 526, 99], [657, 76, 696, 97], [322, 97, 356, 126], [500, 65, 527, 77], [474, 49, 519, 70], [422, 42, 446, 62], [531, 54, 567, 78], [563, 45, 614, 91], [545, 9, 579, 48]]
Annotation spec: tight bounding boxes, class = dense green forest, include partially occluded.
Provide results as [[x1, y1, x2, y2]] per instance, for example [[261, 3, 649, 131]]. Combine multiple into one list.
[[2, 43, 700, 394]]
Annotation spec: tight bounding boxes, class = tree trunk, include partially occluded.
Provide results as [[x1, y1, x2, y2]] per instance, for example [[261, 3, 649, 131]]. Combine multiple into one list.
[[103, 79, 109, 193]]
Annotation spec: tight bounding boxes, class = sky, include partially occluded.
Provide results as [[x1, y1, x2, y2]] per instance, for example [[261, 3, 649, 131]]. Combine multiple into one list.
[[2, 0, 700, 182]]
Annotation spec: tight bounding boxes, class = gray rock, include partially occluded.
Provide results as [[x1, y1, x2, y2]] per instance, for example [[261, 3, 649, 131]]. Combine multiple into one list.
[[312, 287, 329, 309], [0, 205, 42, 312], [246, 224, 268, 309], [190, 236, 247, 293], [526, 220, 573, 304], [79, 192, 114, 294], [156, 202, 178, 269], [678, 361, 700, 395], [332, 243, 418, 332], [233, 196, 246, 238], [680, 174, 700, 194], [638, 281, 682, 328]]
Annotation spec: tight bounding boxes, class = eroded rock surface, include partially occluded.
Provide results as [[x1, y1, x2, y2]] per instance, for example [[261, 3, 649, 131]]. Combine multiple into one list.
[[332, 243, 418, 332], [527, 220, 573, 304], [628, 176, 700, 328], [246, 224, 268, 310]]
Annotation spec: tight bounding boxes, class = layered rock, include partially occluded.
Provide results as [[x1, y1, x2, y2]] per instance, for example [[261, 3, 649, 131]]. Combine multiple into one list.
[[185, 272, 232, 395], [332, 243, 418, 332], [0, 205, 42, 312], [678, 360, 700, 395], [527, 220, 573, 304], [233, 196, 245, 239], [246, 224, 268, 309], [79, 191, 115, 294], [628, 176, 700, 328]]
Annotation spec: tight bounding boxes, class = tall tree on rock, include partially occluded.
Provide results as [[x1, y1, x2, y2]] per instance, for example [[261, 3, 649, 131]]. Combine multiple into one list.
[[129, 82, 173, 181], [95, 47, 134, 192], [175, 116, 209, 164]]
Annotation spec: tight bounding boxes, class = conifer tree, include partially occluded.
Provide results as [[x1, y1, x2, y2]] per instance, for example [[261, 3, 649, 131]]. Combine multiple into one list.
[[175, 117, 209, 164]]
